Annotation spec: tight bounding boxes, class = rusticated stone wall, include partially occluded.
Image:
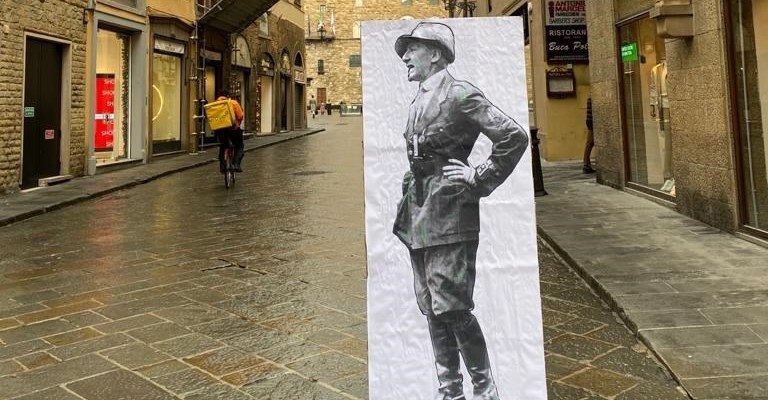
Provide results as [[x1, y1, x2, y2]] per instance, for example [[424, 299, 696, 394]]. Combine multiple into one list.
[[0, 0, 89, 194]]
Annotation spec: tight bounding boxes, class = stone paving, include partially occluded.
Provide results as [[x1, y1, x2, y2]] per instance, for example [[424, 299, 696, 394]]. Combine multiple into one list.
[[537, 162, 768, 399], [0, 116, 689, 399]]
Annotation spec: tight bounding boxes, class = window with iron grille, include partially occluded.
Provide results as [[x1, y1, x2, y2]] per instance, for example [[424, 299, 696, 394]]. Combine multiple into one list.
[[349, 55, 361, 67], [318, 59, 325, 74]]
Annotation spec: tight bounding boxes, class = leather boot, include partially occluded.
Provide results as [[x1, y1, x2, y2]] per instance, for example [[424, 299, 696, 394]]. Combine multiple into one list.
[[452, 313, 499, 400], [428, 317, 465, 400]]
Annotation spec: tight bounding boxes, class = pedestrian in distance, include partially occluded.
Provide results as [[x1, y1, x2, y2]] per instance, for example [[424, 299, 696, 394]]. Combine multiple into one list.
[[214, 90, 245, 173], [392, 21, 529, 400], [326, 100, 332, 115], [583, 96, 595, 174], [309, 95, 317, 119]]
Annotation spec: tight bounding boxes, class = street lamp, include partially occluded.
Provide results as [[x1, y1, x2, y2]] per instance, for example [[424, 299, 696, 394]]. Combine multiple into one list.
[[442, 0, 476, 18]]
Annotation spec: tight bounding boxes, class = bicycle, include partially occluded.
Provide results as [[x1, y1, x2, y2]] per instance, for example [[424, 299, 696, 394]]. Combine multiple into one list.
[[222, 138, 236, 189]]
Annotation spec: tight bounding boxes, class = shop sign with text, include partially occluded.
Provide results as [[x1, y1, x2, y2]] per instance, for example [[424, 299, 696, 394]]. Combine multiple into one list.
[[546, 0, 586, 25], [546, 25, 588, 63]]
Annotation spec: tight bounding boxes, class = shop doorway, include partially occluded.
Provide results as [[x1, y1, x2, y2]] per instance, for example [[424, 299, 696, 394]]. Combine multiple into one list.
[[260, 76, 273, 133], [280, 75, 289, 132], [22, 38, 62, 189], [294, 84, 304, 128]]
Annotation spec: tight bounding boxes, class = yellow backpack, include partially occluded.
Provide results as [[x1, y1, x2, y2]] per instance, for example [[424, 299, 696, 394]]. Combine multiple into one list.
[[203, 99, 237, 131]]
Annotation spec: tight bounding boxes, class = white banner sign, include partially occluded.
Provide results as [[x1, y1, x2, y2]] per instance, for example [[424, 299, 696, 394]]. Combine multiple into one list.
[[362, 17, 546, 400]]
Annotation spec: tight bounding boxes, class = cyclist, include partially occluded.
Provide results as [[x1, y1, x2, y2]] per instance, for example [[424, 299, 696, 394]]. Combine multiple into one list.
[[214, 90, 245, 173]]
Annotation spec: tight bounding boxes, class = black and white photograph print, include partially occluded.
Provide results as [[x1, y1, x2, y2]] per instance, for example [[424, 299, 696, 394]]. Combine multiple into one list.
[[362, 18, 547, 400]]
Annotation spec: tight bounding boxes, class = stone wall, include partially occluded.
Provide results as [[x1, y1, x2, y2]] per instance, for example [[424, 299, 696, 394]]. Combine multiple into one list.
[[303, 0, 447, 105], [666, 0, 737, 230], [587, 0, 738, 231], [585, 0, 623, 187], [0, 0, 89, 194]]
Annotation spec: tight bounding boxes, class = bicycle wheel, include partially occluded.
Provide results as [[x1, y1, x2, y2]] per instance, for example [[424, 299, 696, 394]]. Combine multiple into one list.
[[224, 151, 234, 188]]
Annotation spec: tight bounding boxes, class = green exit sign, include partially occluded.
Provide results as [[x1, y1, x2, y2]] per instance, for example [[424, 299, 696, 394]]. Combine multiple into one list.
[[621, 42, 638, 62]]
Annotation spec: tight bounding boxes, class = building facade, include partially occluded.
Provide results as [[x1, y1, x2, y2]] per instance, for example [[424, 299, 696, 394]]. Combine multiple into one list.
[[0, 0, 89, 191], [478, 0, 591, 161], [302, 0, 447, 109], [587, 0, 768, 241], [242, 0, 308, 133]]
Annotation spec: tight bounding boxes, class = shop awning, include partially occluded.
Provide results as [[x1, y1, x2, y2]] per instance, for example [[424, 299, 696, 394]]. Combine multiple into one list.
[[198, 0, 279, 33]]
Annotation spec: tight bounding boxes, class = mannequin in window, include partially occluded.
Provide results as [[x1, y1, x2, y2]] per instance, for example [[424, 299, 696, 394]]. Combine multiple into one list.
[[649, 58, 673, 192]]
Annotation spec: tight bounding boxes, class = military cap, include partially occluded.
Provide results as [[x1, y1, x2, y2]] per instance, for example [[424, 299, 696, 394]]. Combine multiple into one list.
[[395, 22, 455, 64]]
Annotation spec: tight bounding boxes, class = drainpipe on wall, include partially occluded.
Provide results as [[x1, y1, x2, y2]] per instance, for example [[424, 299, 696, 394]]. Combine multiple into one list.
[[649, 0, 694, 39], [85, 0, 97, 175]]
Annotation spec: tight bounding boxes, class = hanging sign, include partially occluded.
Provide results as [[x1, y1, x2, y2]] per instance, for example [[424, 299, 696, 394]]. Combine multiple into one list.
[[95, 73, 115, 151], [546, 25, 589, 63], [546, 0, 587, 25], [621, 42, 639, 62]]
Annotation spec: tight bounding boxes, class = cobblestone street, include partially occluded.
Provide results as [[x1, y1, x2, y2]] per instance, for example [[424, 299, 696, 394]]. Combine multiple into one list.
[[0, 117, 686, 399]]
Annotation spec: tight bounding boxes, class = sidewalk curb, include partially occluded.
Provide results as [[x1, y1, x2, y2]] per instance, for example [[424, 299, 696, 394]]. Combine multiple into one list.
[[537, 225, 694, 398], [0, 129, 325, 228]]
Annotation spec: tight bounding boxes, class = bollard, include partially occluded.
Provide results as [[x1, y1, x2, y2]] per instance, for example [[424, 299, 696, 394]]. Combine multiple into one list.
[[530, 127, 547, 197]]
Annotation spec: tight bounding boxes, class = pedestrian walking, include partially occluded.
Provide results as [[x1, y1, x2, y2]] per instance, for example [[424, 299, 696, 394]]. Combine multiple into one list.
[[392, 22, 529, 400], [309, 95, 317, 119], [583, 96, 595, 174], [326, 100, 332, 115]]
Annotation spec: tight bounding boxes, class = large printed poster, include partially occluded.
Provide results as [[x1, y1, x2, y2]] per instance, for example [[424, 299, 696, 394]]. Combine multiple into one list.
[[362, 18, 547, 400]]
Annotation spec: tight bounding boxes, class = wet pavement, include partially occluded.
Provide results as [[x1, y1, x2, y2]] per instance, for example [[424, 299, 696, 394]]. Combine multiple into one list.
[[0, 115, 686, 399]]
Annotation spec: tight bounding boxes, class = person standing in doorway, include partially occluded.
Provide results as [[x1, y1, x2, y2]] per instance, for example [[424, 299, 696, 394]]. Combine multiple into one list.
[[392, 22, 529, 400], [583, 96, 595, 174]]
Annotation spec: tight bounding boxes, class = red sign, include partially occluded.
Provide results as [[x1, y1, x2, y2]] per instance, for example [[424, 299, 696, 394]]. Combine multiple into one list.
[[95, 74, 115, 151], [44, 129, 55, 140]]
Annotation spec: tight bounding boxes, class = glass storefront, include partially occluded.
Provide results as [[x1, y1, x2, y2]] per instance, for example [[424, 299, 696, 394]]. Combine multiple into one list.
[[152, 52, 182, 154], [619, 16, 674, 195], [95, 28, 131, 165], [731, 0, 768, 231]]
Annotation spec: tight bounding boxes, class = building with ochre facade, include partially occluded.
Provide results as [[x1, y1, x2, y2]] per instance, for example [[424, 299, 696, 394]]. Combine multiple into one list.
[[477, 0, 591, 162]]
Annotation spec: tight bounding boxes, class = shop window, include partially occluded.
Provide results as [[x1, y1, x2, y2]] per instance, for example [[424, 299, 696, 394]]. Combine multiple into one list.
[[349, 55, 361, 67], [731, 0, 768, 231], [152, 52, 182, 154], [318, 59, 325, 75], [618, 16, 674, 195], [95, 29, 132, 164]]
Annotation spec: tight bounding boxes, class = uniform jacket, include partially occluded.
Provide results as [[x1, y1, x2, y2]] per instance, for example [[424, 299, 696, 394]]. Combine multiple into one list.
[[393, 71, 529, 249]]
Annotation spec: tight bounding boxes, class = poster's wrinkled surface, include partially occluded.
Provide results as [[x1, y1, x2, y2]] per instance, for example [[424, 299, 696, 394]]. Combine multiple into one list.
[[362, 18, 547, 400]]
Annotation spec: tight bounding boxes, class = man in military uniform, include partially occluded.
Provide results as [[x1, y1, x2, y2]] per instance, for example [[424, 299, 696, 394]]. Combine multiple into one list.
[[392, 22, 529, 400]]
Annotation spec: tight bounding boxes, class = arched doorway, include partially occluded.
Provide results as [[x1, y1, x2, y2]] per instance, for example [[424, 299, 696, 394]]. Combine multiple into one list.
[[279, 49, 291, 132], [293, 52, 306, 129]]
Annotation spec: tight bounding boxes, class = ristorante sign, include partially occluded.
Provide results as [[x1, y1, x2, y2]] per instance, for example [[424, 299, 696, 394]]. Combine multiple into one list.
[[545, 0, 588, 63]]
